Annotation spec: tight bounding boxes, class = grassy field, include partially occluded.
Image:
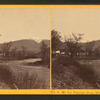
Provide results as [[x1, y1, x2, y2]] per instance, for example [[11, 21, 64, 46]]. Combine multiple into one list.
[[80, 59, 100, 86], [0, 58, 50, 89], [52, 56, 100, 89]]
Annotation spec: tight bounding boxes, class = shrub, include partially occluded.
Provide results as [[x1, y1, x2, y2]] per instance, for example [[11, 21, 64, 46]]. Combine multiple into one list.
[[54, 55, 79, 66], [52, 61, 65, 77], [52, 55, 76, 76], [56, 55, 71, 66], [52, 55, 73, 78]]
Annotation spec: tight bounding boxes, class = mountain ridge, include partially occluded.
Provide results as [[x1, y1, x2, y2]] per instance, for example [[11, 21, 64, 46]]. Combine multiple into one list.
[[59, 39, 100, 51], [0, 39, 50, 53]]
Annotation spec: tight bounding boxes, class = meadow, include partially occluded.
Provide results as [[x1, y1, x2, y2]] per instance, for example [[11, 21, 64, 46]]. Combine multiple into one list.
[[0, 58, 50, 89]]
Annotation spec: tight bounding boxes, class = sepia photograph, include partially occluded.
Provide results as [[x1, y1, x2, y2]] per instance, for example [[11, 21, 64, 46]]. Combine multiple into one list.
[[0, 8, 50, 89], [52, 8, 100, 89]]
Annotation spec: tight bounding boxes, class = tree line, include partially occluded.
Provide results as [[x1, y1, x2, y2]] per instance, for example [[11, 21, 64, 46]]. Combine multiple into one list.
[[0, 40, 50, 61], [52, 30, 100, 60]]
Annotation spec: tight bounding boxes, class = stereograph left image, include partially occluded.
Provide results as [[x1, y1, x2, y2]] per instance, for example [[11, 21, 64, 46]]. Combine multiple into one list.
[[0, 8, 50, 89]]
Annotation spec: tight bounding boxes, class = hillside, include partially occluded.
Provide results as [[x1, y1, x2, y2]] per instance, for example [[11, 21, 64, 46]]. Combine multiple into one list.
[[81, 40, 100, 51], [57, 40, 100, 51], [0, 39, 50, 54]]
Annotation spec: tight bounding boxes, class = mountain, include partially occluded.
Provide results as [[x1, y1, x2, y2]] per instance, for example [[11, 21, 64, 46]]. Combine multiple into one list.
[[81, 40, 100, 50], [0, 39, 50, 54], [57, 40, 100, 51]]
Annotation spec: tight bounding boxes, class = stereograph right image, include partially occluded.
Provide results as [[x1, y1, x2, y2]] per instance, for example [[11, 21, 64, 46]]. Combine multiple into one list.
[[52, 8, 100, 89]]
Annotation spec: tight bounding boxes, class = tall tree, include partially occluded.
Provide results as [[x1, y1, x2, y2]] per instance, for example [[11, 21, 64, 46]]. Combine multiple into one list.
[[41, 40, 47, 62], [85, 41, 95, 59], [11, 47, 17, 59], [51, 30, 61, 51], [21, 46, 27, 59], [65, 33, 83, 59], [94, 47, 100, 58], [2, 41, 13, 59]]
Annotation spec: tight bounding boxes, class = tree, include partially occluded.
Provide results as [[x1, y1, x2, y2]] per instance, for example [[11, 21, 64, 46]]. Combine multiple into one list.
[[41, 40, 47, 62], [94, 47, 100, 58], [65, 33, 83, 59], [51, 30, 61, 51], [85, 41, 95, 59], [11, 47, 17, 59], [21, 46, 27, 59], [2, 41, 13, 59]]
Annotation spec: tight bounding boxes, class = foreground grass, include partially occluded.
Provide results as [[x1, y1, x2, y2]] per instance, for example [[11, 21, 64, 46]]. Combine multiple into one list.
[[0, 65, 47, 89], [12, 72, 46, 89], [52, 55, 100, 89]]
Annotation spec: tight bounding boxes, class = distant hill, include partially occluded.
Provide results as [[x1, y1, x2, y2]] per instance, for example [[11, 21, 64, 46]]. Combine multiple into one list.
[[81, 40, 100, 50], [56, 40, 100, 51], [0, 39, 50, 54]]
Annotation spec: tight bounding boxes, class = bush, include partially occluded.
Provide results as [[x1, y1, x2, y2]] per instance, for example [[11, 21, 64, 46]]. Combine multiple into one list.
[[56, 55, 72, 66], [52, 55, 77, 76], [54, 55, 79, 66], [52, 62, 65, 77], [52, 55, 73, 78], [41, 53, 50, 68]]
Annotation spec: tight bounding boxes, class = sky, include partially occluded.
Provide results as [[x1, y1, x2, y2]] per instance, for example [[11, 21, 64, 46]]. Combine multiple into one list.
[[52, 8, 100, 42], [0, 8, 50, 43]]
